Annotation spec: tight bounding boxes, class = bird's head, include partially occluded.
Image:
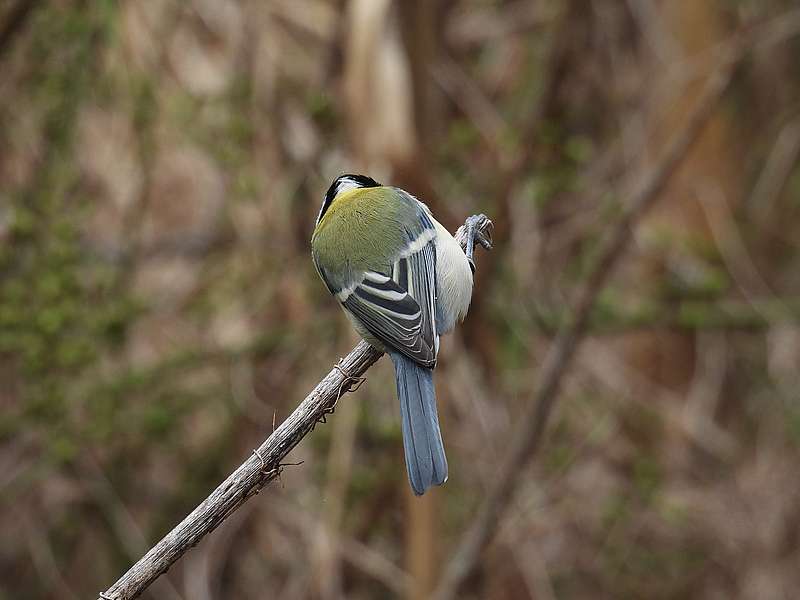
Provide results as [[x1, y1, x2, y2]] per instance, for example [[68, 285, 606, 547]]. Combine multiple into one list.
[[316, 174, 381, 225]]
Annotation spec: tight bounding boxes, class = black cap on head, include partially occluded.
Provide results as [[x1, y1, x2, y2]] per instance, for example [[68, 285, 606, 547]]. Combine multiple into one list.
[[317, 174, 382, 224]]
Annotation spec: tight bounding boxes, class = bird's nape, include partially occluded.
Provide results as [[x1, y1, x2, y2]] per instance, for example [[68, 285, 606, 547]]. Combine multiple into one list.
[[316, 174, 382, 225]]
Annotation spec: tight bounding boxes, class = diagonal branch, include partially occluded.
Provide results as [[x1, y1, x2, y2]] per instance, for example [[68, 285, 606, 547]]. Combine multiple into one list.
[[431, 57, 737, 600], [98, 215, 494, 600]]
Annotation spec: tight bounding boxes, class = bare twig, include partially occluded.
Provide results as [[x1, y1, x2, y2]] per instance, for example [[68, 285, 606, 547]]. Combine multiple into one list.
[[431, 59, 737, 600], [98, 215, 493, 600]]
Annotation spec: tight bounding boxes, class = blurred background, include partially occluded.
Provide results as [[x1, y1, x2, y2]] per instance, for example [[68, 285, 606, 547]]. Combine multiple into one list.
[[3, 1, 800, 599]]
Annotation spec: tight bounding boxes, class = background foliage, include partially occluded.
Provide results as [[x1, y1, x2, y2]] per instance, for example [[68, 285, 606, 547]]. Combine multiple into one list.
[[3, 1, 800, 598]]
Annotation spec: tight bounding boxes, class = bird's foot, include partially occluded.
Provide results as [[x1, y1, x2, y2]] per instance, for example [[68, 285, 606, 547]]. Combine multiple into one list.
[[463, 214, 493, 272]]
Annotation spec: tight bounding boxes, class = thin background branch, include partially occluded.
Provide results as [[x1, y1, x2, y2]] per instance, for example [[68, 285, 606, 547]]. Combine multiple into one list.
[[430, 10, 800, 596], [431, 53, 738, 600]]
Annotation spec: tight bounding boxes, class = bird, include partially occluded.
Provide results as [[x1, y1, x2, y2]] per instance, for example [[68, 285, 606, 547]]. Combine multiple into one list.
[[311, 173, 480, 495]]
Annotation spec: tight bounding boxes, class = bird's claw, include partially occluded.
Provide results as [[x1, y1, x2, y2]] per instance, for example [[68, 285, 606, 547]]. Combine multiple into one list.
[[476, 226, 493, 251], [463, 214, 493, 271], [466, 214, 493, 250]]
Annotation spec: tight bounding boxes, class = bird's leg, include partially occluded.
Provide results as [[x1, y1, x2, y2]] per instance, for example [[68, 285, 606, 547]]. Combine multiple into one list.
[[463, 214, 493, 273], [465, 226, 476, 273]]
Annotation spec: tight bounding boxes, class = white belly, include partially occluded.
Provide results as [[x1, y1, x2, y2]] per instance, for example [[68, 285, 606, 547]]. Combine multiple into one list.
[[432, 218, 473, 334]]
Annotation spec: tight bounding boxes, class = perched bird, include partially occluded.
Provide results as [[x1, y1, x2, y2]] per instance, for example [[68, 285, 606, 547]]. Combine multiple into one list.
[[311, 174, 478, 495]]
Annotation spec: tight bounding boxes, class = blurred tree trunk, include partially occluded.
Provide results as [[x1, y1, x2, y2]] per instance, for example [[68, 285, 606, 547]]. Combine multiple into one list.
[[311, 370, 359, 600], [395, 3, 442, 600], [405, 486, 437, 600], [621, 1, 739, 430], [342, 3, 443, 599], [393, 0, 442, 217]]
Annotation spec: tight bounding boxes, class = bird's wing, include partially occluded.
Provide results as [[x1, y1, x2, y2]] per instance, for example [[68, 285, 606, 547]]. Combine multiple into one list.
[[340, 267, 436, 366], [315, 194, 439, 367]]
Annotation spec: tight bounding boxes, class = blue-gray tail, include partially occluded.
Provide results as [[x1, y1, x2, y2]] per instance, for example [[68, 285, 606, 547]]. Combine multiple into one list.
[[390, 352, 448, 495]]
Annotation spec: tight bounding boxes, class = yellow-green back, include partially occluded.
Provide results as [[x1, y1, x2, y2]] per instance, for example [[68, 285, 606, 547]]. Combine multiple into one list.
[[311, 187, 422, 287]]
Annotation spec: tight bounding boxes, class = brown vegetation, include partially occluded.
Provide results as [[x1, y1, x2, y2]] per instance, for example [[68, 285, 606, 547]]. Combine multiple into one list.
[[3, 1, 800, 599]]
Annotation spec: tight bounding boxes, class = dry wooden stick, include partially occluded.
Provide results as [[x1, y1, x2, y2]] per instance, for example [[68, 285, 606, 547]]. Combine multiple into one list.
[[98, 215, 493, 600], [430, 60, 737, 600]]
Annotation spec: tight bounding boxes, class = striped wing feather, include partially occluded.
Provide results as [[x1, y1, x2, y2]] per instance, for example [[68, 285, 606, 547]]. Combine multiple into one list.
[[342, 244, 438, 366]]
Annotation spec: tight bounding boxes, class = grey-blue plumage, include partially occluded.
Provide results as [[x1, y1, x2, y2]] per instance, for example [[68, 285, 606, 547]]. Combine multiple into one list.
[[312, 175, 474, 496], [391, 352, 447, 495]]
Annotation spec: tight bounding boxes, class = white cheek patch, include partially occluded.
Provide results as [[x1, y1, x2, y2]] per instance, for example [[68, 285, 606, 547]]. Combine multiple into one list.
[[335, 178, 362, 197], [317, 177, 368, 225], [316, 204, 328, 225]]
